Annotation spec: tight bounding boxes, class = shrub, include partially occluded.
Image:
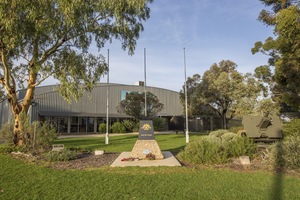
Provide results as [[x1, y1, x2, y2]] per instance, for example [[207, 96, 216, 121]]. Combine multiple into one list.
[[178, 136, 228, 164], [282, 119, 300, 137], [0, 120, 57, 153], [133, 122, 140, 132], [228, 126, 244, 134], [98, 123, 107, 133], [283, 136, 300, 169], [178, 132, 257, 165], [111, 122, 126, 133], [152, 118, 167, 131], [264, 136, 300, 170], [224, 136, 257, 158], [67, 146, 92, 154], [122, 120, 135, 132], [43, 149, 77, 162], [0, 123, 14, 144], [29, 121, 57, 153], [209, 129, 229, 137]]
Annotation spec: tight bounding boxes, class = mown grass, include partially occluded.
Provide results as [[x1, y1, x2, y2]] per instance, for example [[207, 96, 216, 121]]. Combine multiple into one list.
[[1, 133, 300, 199], [53, 133, 204, 153], [1, 154, 300, 200]]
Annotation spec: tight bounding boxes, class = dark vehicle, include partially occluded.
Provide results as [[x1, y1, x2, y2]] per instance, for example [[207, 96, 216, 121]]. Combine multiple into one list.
[[242, 115, 282, 141]]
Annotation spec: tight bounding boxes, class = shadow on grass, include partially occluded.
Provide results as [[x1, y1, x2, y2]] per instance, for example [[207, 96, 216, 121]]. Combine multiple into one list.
[[270, 140, 284, 200]]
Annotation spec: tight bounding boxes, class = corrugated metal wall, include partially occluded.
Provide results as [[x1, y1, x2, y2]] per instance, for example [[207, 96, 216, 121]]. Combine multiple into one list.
[[29, 84, 183, 121]]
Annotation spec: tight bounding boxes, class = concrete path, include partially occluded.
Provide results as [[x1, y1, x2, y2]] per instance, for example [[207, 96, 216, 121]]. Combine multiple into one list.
[[110, 151, 181, 167]]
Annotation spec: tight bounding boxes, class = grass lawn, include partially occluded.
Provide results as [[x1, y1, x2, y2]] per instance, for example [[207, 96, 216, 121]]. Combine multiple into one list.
[[53, 133, 204, 153], [1, 133, 300, 200]]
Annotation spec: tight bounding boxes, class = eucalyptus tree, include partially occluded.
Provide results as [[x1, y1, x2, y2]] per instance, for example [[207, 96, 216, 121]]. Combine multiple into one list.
[[252, 0, 300, 110], [117, 92, 164, 121], [182, 60, 262, 129], [0, 0, 153, 145]]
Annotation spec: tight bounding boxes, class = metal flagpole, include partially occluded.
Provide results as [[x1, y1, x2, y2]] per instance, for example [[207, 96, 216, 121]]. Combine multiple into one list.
[[184, 48, 189, 143], [105, 49, 110, 144], [144, 48, 147, 118]]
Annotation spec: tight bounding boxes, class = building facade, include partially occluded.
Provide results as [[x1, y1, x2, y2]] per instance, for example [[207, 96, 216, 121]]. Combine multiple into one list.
[[0, 83, 183, 134]]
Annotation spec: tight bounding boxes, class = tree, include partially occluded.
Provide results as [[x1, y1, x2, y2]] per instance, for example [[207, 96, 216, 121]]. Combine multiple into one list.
[[117, 92, 164, 121], [252, 1, 300, 110], [179, 74, 208, 116], [0, 0, 153, 146], [182, 60, 262, 129]]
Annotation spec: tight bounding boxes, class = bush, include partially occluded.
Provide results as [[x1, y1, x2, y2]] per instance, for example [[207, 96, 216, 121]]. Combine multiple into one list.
[[283, 136, 300, 169], [67, 146, 92, 154], [0, 123, 14, 144], [29, 121, 57, 153], [282, 119, 300, 137], [98, 123, 107, 133], [224, 136, 257, 158], [0, 120, 57, 153], [266, 136, 300, 169], [178, 136, 228, 164], [133, 122, 140, 132], [43, 149, 77, 162], [178, 132, 257, 165], [122, 120, 135, 132], [111, 122, 126, 133], [228, 126, 244, 134], [209, 129, 229, 137], [152, 118, 167, 131]]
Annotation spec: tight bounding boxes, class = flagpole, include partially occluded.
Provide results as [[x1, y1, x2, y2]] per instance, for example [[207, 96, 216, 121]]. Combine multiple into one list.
[[144, 48, 147, 118], [184, 48, 189, 143], [105, 49, 110, 144]]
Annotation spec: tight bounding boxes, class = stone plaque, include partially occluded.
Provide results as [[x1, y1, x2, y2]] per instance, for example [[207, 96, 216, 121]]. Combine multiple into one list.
[[138, 120, 155, 140]]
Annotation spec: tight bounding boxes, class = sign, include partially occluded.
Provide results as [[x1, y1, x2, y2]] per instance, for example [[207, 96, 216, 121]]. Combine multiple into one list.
[[138, 120, 155, 140]]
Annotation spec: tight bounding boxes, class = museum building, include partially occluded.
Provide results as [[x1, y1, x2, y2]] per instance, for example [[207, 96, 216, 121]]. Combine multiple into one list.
[[0, 83, 183, 134]]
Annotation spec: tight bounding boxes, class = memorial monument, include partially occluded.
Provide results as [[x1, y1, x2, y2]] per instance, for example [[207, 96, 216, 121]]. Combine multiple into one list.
[[130, 120, 164, 159]]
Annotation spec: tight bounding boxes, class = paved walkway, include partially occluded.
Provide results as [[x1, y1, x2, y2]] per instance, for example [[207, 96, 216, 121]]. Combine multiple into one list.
[[110, 151, 182, 167]]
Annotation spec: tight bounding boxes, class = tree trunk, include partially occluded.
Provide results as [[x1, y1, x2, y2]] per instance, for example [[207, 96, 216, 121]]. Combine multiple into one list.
[[13, 112, 24, 146]]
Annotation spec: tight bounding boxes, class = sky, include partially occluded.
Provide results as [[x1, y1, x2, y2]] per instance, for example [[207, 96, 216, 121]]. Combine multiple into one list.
[[45, 0, 274, 92]]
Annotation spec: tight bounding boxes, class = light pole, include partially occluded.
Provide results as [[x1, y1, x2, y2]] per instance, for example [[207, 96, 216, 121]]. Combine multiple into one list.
[[184, 48, 189, 143], [105, 49, 109, 145]]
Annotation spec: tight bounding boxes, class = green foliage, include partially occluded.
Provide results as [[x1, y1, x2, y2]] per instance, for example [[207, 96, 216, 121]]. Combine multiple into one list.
[[152, 118, 167, 131], [266, 136, 300, 169], [254, 3, 300, 110], [224, 137, 257, 159], [67, 146, 92, 154], [0, 0, 153, 146], [0, 123, 14, 144], [43, 149, 77, 162], [98, 123, 108, 133], [228, 126, 244, 134], [179, 130, 257, 164], [117, 92, 164, 120], [28, 121, 58, 153], [178, 136, 228, 164], [282, 136, 300, 169], [181, 60, 262, 129], [0, 119, 57, 153], [209, 129, 229, 137], [111, 122, 126, 133], [122, 120, 135, 132], [282, 119, 300, 137], [133, 122, 140, 132]]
